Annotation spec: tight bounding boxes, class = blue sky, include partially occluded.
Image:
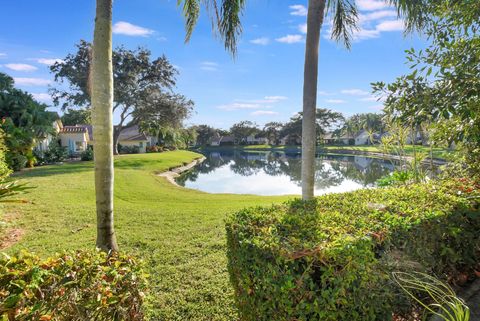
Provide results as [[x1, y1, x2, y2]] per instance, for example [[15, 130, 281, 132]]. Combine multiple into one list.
[[0, 0, 425, 129]]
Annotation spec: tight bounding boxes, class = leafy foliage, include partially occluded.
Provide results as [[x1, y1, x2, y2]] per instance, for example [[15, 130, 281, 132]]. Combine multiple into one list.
[[80, 146, 94, 161], [0, 250, 147, 321], [0, 73, 56, 170], [373, 1, 480, 174], [43, 139, 68, 164], [226, 179, 480, 321]]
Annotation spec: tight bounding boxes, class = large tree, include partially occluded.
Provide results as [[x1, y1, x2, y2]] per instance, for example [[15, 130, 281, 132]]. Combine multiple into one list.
[[263, 122, 284, 145], [51, 41, 192, 154], [230, 120, 259, 144]]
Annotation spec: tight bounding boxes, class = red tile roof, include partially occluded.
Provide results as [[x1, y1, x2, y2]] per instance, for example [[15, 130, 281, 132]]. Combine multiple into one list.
[[60, 126, 88, 134]]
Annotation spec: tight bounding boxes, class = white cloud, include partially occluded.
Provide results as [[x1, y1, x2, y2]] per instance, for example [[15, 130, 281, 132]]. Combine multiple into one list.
[[157, 36, 167, 41], [376, 20, 404, 32], [289, 4, 307, 16], [356, 0, 389, 11], [200, 61, 219, 71], [326, 99, 346, 104], [263, 96, 288, 102], [341, 89, 369, 96], [251, 110, 279, 116], [112, 21, 154, 37], [219, 96, 286, 111], [359, 96, 378, 102], [276, 34, 304, 44], [36, 58, 64, 66], [318, 91, 333, 96], [359, 10, 397, 22], [250, 37, 270, 45], [353, 19, 405, 40], [32, 93, 51, 102], [218, 102, 262, 111], [298, 23, 308, 34], [13, 78, 51, 86], [5, 63, 37, 72], [0, 53, 6, 58]]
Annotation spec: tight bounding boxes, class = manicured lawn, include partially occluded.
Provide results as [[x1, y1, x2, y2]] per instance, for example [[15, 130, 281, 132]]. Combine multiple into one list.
[[1, 151, 290, 320], [320, 144, 452, 159]]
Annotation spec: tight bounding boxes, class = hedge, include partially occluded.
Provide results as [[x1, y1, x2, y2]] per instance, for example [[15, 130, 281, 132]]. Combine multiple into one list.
[[0, 250, 147, 320], [226, 178, 480, 321]]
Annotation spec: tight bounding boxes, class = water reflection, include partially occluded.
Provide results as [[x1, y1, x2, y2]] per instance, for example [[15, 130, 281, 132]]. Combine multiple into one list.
[[176, 150, 395, 195]]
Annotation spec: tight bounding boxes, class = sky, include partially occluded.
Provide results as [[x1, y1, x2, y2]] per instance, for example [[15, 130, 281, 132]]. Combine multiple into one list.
[[0, 0, 427, 129]]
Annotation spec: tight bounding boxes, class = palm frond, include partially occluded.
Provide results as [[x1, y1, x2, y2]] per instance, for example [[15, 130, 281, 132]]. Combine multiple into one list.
[[387, 0, 427, 33], [327, 0, 359, 50], [178, 0, 245, 55]]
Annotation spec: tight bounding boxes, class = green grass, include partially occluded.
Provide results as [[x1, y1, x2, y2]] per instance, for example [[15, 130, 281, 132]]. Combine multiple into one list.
[[1, 151, 290, 320], [320, 145, 452, 159], [197, 144, 451, 159]]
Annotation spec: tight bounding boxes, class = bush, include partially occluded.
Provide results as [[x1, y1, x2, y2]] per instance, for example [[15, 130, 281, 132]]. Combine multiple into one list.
[[226, 179, 480, 321], [0, 250, 147, 320], [44, 140, 68, 163], [80, 147, 94, 161], [119, 145, 140, 154]]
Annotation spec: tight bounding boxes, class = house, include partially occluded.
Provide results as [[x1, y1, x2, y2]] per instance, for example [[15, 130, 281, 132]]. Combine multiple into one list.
[[219, 136, 235, 146], [246, 135, 269, 145], [355, 130, 372, 145], [279, 134, 301, 146], [35, 118, 63, 153], [117, 125, 150, 153], [59, 125, 91, 154]]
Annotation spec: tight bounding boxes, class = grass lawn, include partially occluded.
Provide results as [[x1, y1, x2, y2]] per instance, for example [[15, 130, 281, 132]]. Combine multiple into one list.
[[1, 151, 291, 320], [199, 144, 452, 159], [320, 144, 453, 159]]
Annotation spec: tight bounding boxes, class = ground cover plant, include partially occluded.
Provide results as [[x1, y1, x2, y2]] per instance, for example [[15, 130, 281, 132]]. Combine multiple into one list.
[[226, 178, 480, 321], [0, 151, 290, 320]]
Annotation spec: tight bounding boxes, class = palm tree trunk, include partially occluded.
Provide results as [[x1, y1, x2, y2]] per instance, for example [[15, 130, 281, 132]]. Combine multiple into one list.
[[301, 0, 326, 200], [91, 0, 118, 252]]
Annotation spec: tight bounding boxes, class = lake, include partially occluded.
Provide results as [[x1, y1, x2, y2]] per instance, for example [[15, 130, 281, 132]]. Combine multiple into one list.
[[176, 150, 396, 196]]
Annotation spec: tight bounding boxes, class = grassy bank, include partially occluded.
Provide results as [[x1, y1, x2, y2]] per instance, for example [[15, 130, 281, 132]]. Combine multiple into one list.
[[198, 144, 452, 159], [1, 151, 290, 320]]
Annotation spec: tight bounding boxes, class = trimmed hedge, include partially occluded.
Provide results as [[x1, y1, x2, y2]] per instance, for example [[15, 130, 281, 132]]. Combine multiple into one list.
[[0, 250, 147, 320], [226, 179, 480, 321]]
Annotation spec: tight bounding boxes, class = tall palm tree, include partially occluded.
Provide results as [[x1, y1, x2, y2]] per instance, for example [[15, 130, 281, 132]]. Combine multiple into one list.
[[91, 0, 245, 251], [301, 0, 423, 200], [92, 0, 117, 251]]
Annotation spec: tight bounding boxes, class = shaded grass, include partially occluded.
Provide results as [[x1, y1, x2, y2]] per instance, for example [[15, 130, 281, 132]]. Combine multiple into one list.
[[1, 150, 290, 320]]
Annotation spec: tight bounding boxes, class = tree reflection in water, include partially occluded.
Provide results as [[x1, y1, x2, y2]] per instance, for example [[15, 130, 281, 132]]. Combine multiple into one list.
[[176, 150, 397, 195]]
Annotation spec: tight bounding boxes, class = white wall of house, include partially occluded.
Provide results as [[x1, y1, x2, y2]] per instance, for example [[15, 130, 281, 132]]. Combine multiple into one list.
[[355, 131, 371, 145], [60, 133, 88, 153], [119, 140, 147, 153]]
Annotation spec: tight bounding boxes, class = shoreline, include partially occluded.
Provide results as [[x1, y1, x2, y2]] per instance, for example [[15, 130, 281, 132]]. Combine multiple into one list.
[[157, 156, 206, 186]]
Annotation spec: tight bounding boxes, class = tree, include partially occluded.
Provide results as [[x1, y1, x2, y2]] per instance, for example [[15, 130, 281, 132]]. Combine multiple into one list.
[[373, 1, 480, 174], [263, 122, 284, 145], [61, 108, 91, 126], [0, 73, 56, 170], [230, 121, 259, 144], [88, 0, 247, 251], [51, 41, 191, 154], [300, 0, 423, 200], [194, 125, 219, 146], [91, 0, 118, 251]]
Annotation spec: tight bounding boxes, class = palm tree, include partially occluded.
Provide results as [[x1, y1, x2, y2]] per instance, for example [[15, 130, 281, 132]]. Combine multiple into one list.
[[91, 0, 245, 251], [92, 0, 117, 251], [301, 0, 423, 200]]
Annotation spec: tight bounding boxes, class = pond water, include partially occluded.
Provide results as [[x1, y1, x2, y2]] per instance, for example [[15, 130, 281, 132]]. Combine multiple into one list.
[[176, 150, 397, 196]]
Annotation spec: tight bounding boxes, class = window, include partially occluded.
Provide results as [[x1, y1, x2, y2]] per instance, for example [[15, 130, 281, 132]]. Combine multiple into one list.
[[139, 142, 143, 148], [75, 141, 85, 151]]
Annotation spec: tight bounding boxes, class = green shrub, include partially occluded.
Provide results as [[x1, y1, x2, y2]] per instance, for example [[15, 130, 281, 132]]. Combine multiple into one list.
[[119, 145, 140, 154], [80, 146, 94, 161], [226, 179, 480, 321], [0, 250, 147, 321], [43, 139, 68, 164]]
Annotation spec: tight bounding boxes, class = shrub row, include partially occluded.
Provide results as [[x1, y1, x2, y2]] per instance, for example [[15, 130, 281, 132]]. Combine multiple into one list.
[[0, 250, 147, 320], [226, 178, 480, 321]]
